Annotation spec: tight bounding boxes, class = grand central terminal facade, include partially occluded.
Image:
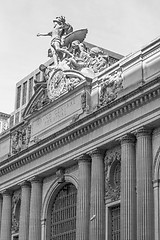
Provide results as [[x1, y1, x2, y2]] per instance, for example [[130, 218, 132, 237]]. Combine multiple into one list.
[[0, 18, 160, 240]]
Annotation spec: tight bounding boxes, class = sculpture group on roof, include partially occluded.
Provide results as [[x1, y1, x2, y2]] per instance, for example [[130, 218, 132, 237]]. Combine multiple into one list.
[[34, 16, 123, 105], [37, 16, 110, 75]]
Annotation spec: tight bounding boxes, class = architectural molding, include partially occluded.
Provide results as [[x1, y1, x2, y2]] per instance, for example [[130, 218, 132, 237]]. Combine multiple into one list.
[[41, 174, 78, 222], [153, 145, 160, 181]]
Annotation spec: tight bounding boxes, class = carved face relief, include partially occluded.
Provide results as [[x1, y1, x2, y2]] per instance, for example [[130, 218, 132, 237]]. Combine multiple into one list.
[[47, 69, 66, 99]]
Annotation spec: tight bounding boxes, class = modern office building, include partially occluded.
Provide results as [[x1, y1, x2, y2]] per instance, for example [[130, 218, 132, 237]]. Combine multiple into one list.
[[0, 23, 160, 240]]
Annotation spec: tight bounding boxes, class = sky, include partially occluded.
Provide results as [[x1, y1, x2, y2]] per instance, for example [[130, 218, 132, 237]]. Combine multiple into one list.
[[0, 0, 160, 114]]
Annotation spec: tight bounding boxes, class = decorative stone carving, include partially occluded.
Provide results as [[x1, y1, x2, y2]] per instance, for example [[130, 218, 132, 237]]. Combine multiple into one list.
[[99, 71, 123, 106], [56, 168, 65, 183], [66, 76, 82, 91], [12, 191, 21, 233], [34, 64, 54, 92], [37, 16, 74, 67], [104, 147, 121, 201], [47, 70, 83, 100], [37, 16, 116, 79], [81, 91, 87, 111], [11, 123, 31, 155], [30, 87, 50, 113]]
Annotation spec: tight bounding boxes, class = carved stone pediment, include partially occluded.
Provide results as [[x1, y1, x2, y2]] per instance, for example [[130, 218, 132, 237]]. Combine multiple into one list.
[[23, 70, 90, 120], [22, 85, 50, 119]]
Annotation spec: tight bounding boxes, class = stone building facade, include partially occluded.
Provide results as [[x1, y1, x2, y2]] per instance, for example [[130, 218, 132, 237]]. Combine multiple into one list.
[[0, 30, 160, 240]]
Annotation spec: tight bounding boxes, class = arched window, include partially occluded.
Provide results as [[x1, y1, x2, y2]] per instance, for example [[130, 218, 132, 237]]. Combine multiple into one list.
[[50, 183, 77, 240]]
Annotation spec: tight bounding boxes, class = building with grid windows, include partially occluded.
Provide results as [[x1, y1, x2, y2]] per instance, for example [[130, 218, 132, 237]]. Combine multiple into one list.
[[0, 23, 160, 240]]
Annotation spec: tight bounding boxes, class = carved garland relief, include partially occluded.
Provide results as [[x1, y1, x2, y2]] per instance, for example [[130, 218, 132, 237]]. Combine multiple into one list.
[[12, 191, 21, 234], [104, 147, 121, 202]]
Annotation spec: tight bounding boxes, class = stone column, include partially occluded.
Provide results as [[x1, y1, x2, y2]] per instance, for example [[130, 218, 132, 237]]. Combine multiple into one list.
[[19, 181, 31, 240], [153, 180, 160, 240], [136, 128, 154, 240], [120, 134, 136, 240], [28, 177, 42, 240], [89, 148, 105, 240], [0, 190, 12, 240], [0, 195, 3, 235], [76, 154, 91, 240]]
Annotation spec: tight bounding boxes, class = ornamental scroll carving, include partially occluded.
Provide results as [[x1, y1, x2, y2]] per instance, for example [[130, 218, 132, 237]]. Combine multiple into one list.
[[99, 71, 123, 106], [104, 147, 121, 202], [12, 191, 21, 233], [11, 123, 31, 155]]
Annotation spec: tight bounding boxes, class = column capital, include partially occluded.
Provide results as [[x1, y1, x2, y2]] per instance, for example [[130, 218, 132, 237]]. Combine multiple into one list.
[[1, 189, 12, 196], [133, 127, 152, 137], [29, 176, 43, 184], [19, 180, 31, 188], [76, 154, 91, 163], [88, 148, 104, 157], [120, 134, 135, 145]]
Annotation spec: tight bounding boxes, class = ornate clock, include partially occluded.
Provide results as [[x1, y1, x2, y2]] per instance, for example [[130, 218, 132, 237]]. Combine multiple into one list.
[[47, 69, 66, 99]]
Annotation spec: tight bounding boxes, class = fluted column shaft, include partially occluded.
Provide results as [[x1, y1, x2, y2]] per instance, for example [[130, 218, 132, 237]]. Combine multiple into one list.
[[0, 195, 3, 235], [19, 181, 31, 240], [89, 149, 105, 240], [28, 177, 42, 240], [76, 155, 91, 240], [120, 135, 136, 240], [0, 190, 12, 240], [153, 180, 160, 240], [136, 128, 154, 240]]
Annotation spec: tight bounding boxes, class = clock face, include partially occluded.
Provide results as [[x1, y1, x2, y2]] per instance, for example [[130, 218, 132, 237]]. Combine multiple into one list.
[[47, 69, 65, 99]]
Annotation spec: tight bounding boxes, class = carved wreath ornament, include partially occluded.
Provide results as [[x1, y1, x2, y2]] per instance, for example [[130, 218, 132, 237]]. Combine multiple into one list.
[[99, 71, 123, 106], [11, 124, 31, 155], [104, 147, 121, 202]]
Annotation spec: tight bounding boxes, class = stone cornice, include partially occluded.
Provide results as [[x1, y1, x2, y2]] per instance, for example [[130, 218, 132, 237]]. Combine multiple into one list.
[[0, 76, 160, 176]]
